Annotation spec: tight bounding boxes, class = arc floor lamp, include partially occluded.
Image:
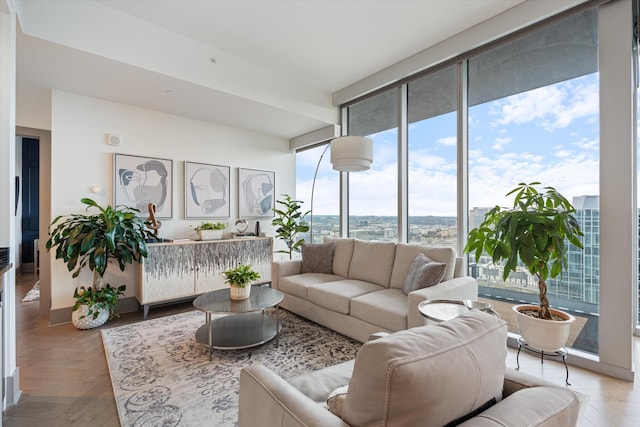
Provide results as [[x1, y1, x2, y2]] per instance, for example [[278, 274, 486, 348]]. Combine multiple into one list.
[[309, 135, 373, 243]]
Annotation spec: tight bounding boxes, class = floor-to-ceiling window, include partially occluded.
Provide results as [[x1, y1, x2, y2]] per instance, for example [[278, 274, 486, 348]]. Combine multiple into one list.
[[297, 3, 638, 369], [407, 65, 458, 247], [346, 89, 398, 241], [467, 9, 599, 354]]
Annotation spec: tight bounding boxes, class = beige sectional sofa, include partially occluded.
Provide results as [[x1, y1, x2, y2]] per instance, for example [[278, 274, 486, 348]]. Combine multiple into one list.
[[238, 311, 583, 427], [272, 237, 478, 343]]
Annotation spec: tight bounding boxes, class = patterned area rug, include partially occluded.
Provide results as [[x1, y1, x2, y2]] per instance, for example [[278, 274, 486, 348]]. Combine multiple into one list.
[[21, 280, 39, 302], [101, 309, 361, 426]]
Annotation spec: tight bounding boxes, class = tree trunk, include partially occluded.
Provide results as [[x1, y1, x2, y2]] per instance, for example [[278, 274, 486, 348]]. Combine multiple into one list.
[[537, 273, 553, 320], [93, 269, 102, 290]]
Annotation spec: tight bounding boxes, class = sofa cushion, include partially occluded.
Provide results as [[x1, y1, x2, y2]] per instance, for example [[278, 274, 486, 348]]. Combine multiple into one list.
[[390, 243, 457, 289], [323, 237, 355, 278], [348, 240, 397, 287], [278, 273, 343, 299], [307, 280, 384, 314], [350, 288, 408, 332], [287, 359, 355, 403], [402, 253, 447, 294], [343, 311, 508, 427], [301, 242, 335, 274]]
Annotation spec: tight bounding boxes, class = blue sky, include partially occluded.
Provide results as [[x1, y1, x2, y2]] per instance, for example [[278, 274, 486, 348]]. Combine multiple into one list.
[[297, 73, 600, 217]]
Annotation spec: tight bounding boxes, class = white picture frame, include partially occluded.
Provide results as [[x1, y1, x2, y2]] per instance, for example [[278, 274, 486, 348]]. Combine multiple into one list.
[[114, 153, 173, 218], [184, 161, 230, 219], [238, 168, 275, 218]]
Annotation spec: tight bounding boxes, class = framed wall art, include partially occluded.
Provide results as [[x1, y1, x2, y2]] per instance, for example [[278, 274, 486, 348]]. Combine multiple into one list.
[[238, 168, 275, 218], [114, 153, 173, 218], [184, 161, 230, 219]]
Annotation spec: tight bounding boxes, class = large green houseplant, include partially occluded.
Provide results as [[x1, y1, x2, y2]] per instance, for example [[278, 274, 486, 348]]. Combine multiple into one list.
[[272, 194, 310, 259], [464, 182, 584, 351], [46, 198, 153, 328]]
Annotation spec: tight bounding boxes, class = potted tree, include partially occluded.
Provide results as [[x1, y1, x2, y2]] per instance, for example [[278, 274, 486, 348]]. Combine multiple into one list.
[[193, 221, 227, 240], [464, 182, 584, 352], [223, 264, 261, 300], [272, 194, 309, 259], [46, 198, 153, 329]]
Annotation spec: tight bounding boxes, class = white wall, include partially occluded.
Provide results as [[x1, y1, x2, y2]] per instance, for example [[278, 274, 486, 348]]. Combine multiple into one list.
[[1, 0, 20, 409], [49, 90, 295, 311]]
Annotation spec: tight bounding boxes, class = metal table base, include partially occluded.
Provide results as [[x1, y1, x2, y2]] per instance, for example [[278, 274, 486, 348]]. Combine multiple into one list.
[[195, 307, 281, 360], [516, 337, 570, 386]]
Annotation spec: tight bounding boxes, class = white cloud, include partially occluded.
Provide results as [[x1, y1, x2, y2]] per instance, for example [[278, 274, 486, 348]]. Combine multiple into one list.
[[574, 138, 598, 151], [437, 136, 456, 147], [492, 137, 511, 151], [555, 150, 573, 158], [492, 80, 598, 131]]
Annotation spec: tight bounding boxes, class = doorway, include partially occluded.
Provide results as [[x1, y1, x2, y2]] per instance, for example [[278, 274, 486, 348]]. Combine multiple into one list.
[[20, 137, 39, 273]]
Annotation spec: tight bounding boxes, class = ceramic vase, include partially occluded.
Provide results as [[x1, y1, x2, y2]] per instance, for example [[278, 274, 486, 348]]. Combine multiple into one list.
[[72, 304, 109, 329], [512, 304, 575, 352], [230, 285, 251, 300]]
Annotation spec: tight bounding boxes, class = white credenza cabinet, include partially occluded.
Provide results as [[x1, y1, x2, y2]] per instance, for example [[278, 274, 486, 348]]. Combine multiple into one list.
[[136, 237, 273, 317]]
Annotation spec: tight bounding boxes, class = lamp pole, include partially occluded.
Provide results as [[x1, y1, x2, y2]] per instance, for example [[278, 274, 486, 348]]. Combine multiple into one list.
[[309, 144, 330, 244]]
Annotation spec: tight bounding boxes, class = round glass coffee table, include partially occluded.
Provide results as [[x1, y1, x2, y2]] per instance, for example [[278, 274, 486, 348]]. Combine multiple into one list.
[[193, 286, 284, 359]]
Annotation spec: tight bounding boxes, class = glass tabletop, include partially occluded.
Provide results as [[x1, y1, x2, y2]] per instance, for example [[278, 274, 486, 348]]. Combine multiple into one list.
[[193, 286, 284, 315], [418, 299, 498, 322]]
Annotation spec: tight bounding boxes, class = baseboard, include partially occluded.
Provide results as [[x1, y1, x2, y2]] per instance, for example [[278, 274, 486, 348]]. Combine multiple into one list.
[[3, 366, 21, 409], [49, 296, 139, 326]]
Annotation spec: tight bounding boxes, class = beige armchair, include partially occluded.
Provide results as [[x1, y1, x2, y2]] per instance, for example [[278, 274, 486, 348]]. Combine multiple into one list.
[[238, 311, 583, 427]]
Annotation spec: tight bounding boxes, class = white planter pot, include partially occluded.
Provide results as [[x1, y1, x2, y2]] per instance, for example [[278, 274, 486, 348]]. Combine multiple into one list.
[[72, 304, 109, 329], [513, 304, 575, 352], [198, 229, 223, 240], [229, 285, 251, 300]]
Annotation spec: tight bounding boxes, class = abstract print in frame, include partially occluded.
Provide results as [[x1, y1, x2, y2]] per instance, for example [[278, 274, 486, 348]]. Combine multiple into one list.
[[184, 161, 230, 219], [238, 168, 275, 218], [114, 153, 173, 218]]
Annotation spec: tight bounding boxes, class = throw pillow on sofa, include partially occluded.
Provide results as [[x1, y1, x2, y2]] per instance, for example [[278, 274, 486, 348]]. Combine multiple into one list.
[[301, 242, 335, 274], [403, 252, 447, 294]]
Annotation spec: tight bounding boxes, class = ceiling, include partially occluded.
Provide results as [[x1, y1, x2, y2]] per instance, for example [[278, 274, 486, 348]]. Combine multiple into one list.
[[14, 0, 529, 139]]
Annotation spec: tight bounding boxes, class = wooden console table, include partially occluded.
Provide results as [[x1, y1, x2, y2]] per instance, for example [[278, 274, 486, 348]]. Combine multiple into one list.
[[136, 237, 272, 317]]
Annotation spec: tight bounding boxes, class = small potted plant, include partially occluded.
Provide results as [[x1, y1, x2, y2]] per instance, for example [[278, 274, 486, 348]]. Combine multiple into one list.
[[223, 264, 261, 300], [46, 198, 153, 329], [464, 182, 584, 352], [193, 221, 227, 240]]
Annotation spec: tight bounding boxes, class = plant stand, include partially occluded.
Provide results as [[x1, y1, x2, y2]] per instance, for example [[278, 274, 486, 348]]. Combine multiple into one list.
[[516, 337, 570, 386]]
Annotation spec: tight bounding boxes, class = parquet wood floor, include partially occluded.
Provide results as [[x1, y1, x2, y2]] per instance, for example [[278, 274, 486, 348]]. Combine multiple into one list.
[[3, 272, 640, 426], [3, 273, 194, 426]]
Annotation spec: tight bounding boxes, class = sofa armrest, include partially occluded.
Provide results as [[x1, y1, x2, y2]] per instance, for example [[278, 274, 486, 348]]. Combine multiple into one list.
[[271, 260, 303, 290], [457, 386, 581, 427], [407, 276, 478, 328], [502, 367, 563, 397], [238, 364, 348, 427]]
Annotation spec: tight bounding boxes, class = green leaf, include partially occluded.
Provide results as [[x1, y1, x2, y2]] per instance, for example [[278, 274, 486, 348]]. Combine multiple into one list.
[[463, 182, 583, 308]]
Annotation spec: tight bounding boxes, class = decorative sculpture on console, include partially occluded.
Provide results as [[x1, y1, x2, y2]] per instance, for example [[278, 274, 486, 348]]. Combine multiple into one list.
[[145, 202, 162, 237]]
